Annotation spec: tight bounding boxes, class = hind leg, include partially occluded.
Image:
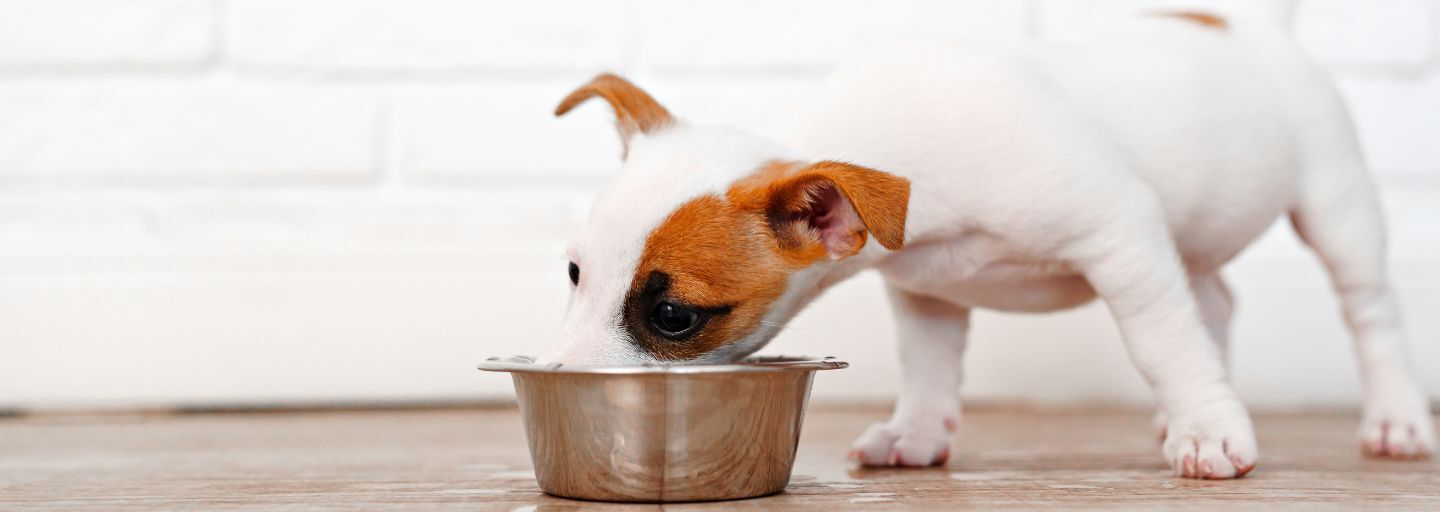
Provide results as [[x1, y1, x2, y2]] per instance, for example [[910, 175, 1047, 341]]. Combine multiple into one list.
[[1155, 272, 1235, 437], [1290, 166, 1435, 459]]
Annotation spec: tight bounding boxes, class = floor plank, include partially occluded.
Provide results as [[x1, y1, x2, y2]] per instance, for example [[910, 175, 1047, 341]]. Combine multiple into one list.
[[1, 407, 1437, 510]]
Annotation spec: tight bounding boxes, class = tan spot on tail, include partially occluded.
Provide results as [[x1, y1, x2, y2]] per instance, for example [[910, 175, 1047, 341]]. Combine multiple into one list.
[[1153, 10, 1228, 30]]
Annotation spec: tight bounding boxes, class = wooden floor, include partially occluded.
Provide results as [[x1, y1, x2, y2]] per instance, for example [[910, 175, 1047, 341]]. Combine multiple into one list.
[[2, 406, 1437, 510]]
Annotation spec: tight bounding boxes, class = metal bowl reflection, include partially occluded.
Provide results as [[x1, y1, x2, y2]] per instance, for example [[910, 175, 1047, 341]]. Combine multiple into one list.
[[477, 356, 848, 502]]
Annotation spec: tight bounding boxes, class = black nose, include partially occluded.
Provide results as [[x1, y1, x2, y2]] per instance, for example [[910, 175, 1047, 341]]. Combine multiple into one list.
[[568, 262, 580, 286]]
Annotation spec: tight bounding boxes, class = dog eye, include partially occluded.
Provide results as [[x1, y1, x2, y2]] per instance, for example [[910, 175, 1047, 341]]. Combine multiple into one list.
[[568, 262, 579, 286], [650, 302, 701, 338]]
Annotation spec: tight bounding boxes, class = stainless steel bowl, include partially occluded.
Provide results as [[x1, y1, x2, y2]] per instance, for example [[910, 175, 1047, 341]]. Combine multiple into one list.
[[478, 355, 848, 502]]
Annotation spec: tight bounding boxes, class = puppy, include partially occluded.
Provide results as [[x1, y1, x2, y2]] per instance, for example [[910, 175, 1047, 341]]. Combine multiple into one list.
[[545, 0, 1435, 479]]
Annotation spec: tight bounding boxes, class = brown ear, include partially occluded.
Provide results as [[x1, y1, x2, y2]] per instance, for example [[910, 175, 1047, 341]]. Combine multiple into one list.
[[733, 161, 910, 261], [555, 73, 674, 158]]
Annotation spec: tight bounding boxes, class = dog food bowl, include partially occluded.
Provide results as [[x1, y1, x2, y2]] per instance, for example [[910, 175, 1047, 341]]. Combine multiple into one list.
[[478, 355, 847, 502]]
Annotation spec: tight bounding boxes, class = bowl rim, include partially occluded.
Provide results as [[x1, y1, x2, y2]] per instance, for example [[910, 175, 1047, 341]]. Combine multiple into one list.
[[477, 355, 848, 375]]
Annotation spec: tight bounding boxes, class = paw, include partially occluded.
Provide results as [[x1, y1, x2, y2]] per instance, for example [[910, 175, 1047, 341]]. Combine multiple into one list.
[[848, 417, 956, 467], [1360, 390, 1436, 459], [1163, 413, 1258, 479]]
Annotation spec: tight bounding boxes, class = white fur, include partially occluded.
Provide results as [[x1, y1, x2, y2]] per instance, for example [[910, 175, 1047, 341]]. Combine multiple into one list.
[[548, 125, 796, 365], [553, 0, 1435, 477]]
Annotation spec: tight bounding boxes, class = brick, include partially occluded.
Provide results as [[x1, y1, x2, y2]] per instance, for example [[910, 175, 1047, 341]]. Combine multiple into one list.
[[1, 183, 1437, 407], [0, 188, 579, 406], [225, 0, 627, 74], [0, 187, 586, 250], [0, 248, 566, 405], [633, 0, 1026, 73], [0, 0, 214, 68], [392, 76, 840, 181], [390, 80, 625, 180], [0, 81, 378, 180], [643, 76, 814, 129]]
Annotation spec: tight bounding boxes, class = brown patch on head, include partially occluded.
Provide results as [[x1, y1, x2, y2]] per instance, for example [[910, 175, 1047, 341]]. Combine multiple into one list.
[[1152, 10, 1228, 30], [554, 73, 674, 157], [623, 195, 791, 361], [622, 160, 910, 361], [727, 161, 832, 265]]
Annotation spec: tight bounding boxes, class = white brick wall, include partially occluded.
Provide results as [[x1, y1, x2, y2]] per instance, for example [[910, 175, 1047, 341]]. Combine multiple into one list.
[[633, 0, 1027, 74], [390, 81, 620, 180], [226, 0, 629, 74], [0, 81, 379, 181], [1, 0, 1438, 411], [0, 0, 214, 69]]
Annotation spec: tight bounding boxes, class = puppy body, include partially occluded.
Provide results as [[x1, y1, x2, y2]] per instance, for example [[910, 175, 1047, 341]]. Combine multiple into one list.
[[551, 1, 1434, 478]]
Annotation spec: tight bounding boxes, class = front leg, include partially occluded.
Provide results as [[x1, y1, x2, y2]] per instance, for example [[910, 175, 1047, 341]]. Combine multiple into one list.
[[1074, 214, 1257, 479], [850, 285, 968, 467]]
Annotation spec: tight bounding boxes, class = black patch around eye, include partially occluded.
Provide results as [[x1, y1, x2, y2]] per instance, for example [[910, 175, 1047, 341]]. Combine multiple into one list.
[[621, 271, 734, 356], [643, 272, 668, 294], [568, 262, 579, 286]]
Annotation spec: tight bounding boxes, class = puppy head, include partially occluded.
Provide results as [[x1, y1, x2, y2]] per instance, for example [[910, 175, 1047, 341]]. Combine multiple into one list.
[[548, 74, 909, 365]]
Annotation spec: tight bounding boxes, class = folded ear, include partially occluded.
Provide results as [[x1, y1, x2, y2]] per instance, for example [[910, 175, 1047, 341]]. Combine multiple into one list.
[[554, 73, 674, 158], [734, 161, 910, 261]]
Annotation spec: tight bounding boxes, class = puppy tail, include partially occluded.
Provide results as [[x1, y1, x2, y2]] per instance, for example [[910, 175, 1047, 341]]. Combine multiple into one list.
[[1213, 0, 1298, 31]]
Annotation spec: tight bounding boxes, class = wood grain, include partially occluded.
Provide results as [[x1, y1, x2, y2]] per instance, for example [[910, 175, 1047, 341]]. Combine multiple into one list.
[[1, 407, 1437, 510]]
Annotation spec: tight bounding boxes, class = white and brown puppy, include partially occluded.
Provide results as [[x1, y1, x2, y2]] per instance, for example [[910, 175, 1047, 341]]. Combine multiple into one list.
[[546, 1, 1435, 479]]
